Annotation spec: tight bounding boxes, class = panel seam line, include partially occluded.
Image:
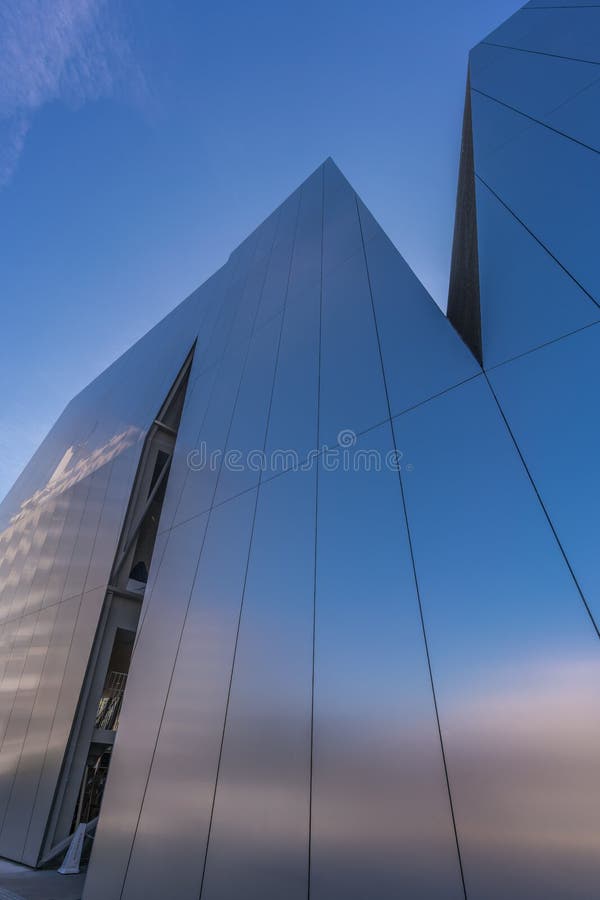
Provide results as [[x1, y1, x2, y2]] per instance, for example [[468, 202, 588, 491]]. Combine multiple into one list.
[[306, 163, 324, 900], [475, 174, 600, 311], [355, 192, 469, 899], [471, 85, 600, 155], [484, 375, 600, 639]]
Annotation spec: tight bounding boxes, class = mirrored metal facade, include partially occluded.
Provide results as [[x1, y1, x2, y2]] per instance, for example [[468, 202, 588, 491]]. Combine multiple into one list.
[[0, 4, 597, 898]]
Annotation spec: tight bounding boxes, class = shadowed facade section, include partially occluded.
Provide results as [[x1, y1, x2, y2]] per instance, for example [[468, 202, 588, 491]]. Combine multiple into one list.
[[447, 70, 482, 364]]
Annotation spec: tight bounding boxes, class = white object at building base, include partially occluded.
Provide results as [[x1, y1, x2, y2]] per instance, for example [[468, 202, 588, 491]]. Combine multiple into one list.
[[58, 822, 86, 874]]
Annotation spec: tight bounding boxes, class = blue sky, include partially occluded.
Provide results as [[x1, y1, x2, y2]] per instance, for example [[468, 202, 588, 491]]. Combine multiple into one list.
[[0, 0, 518, 499]]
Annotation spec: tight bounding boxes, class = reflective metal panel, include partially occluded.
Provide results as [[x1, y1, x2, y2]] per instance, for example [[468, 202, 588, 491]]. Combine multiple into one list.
[[474, 112, 600, 304], [155, 361, 221, 534], [62, 465, 112, 601], [485, 8, 600, 64], [469, 43, 600, 122], [475, 177, 600, 366], [361, 222, 479, 415], [524, 0, 600, 6], [117, 490, 257, 900], [1, 507, 45, 623], [264, 280, 320, 468], [41, 481, 88, 609], [174, 340, 249, 525], [0, 617, 34, 752], [311, 423, 463, 899], [214, 313, 282, 505], [470, 90, 534, 164], [489, 323, 600, 627], [393, 375, 600, 899], [323, 158, 363, 273], [23, 497, 68, 618], [0, 604, 58, 858], [17, 594, 81, 864], [226, 230, 277, 353], [83, 515, 210, 898], [546, 77, 600, 153], [483, 10, 537, 46], [288, 166, 323, 303], [201, 469, 315, 900], [320, 248, 388, 445], [254, 189, 301, 329], [1, 61, 598, 896], [194, 270, 247, 378], [84, 446, 144, 595]]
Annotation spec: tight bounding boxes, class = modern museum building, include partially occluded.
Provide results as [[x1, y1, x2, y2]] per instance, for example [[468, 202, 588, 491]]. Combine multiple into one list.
[[0, 3, 599, 898]]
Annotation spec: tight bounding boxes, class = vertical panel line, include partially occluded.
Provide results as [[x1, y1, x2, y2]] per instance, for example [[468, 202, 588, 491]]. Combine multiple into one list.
[[307, 162, 325, 900], [2, 474, 95, 850], [197, 184, 304, 899], [356, 194, 469, 899], [117, 206, 283, 900], [22, 458, 115, 861], [132, 250, 258, 656]]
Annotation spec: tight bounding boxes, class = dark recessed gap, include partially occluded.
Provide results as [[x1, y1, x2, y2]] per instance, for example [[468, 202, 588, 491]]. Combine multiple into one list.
[[40, 345, 195, 870], [447, 69, 483, 365]]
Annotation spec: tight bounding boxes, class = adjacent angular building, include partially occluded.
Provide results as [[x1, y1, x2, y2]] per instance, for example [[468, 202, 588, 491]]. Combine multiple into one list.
[[0, 3, 598, 898]]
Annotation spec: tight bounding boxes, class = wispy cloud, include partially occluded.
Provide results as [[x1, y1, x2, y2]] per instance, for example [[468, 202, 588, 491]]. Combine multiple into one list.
[[0, 0, 147, 186]]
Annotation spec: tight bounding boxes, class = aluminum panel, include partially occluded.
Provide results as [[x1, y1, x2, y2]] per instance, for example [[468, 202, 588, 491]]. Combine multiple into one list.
[[320, 248, 388, 445], [323, 159, 363, 273], [0, 617, 34, 753], [0, 253, 207, 865], [227, 234, 277, 354], [40, 481, 89, 609], [84, 447, 139, 594], [0, 624, 12, 691], [393, 375, 600, 898], [83, 514, 210, 898], [194, 271, 246, 378], [214, 313, 282, 504], [470, 90, 535, 164], [116, 490, 258, 900], [475, 177, 600, 366], [546, 76, 600, 152], [489, 323, 600, 627], [157, 362, 221, 534], [288, 166, 323, 303], [485, 8, 600, 64], [311, 423, 463, 899], [469, 44, 600, 121], [201, 469, 315, 900], [525, 0, 600, 6], [174, 340, 249, 525], [0, 604, 58, 858], [264, 281, 320, 468], [483, 10, 538, 47], [361, 223, 479, 414], [254, 188, 301, 329], [0, 508, 43, 623], [23, 498, 67, 618], [21, 587, 106, 863], [61, 465, 112, 601], [14, 595, 81, 864], [475, 115, 600, 304]]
